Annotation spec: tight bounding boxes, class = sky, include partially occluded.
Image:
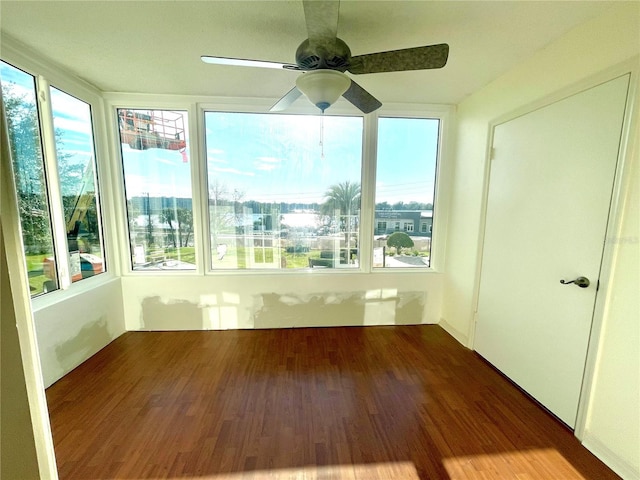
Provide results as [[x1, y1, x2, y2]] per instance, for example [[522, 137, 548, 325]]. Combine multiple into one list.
[[2, 60, 440, 208], [122, 111, 439, 206], [1, 61, 96, 196]]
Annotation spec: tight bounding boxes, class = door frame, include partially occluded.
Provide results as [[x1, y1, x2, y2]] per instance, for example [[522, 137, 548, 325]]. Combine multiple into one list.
[[468, 56, 639, 440]]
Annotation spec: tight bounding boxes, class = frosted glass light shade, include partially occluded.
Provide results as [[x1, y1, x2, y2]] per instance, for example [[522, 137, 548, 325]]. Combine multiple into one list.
[[296, 70, 351, 112]]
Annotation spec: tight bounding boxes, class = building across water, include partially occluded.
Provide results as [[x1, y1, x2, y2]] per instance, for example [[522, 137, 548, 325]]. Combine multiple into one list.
[[374, 210, 433, 237]]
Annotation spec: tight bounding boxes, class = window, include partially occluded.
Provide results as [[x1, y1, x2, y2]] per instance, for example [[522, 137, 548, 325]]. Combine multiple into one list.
[[50, 87, 105, 283], [374, 117, 439, 268], [1, 61, 106, 294], [204, 112, 363, 269], [1, 62, 58, 295], [118, 109, 195, 271]]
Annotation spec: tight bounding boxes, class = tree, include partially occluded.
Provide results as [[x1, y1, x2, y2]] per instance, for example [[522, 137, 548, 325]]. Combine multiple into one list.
[[2, 82, 51, 254], [176, 208, 193, 247], [321, 181, 361, 260], [160, 208, 178, 247], [209, 179, 235, 250], [386, 231, 414, 256], [321, 181, 361, 217], [4, 81, 88, 254]]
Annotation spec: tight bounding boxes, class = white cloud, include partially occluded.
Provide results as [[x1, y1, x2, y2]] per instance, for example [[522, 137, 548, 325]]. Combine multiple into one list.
[[255, 163, 278, 171], [52, 117, 93, 136], [256, 156, 282, 164], [208, 157, 228, 164], [211, 166, 255, 177]]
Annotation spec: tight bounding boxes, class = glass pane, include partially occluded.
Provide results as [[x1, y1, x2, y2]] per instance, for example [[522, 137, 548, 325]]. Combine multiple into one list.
[[118, 109, 194, 270], [205, 112, 363, 270], [374, 117, 439, 268], [50, 87, 105, 282], [1, 61, 59, 296]]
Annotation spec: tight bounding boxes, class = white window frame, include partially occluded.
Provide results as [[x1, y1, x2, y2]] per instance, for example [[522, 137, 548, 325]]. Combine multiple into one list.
[[369, 105, 453, 272], [1, 45, 115, 306], [110, 103, 202, 275], [101, 94, 453, 276]]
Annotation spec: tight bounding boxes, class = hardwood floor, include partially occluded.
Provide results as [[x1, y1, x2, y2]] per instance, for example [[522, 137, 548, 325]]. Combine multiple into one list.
[[46, 325, 619, 479]]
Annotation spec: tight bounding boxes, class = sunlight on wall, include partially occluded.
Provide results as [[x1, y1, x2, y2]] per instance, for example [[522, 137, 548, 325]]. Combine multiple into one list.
[[200, 293, 242, 329], [363, 288, 399, 325], [443, 448, 581, 478], [169, 461, 420, 479]]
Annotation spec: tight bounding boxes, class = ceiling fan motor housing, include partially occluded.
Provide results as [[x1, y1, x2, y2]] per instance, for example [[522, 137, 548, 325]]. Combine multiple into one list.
[[295, 38, 351, 71]]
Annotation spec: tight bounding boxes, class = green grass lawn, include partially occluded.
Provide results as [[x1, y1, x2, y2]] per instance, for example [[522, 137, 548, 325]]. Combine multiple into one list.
[[211, 245, 322, 269], [165, 246, 196, 264], [25, 253, 51, 296]]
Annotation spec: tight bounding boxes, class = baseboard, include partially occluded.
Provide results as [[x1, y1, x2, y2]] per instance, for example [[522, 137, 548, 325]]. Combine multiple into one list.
[[438, 318, 469, 347], [582, 432, 640, 480]]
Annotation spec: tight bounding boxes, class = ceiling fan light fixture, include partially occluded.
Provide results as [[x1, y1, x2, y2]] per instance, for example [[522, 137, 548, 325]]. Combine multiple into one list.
[[295, 70, 351, 112]]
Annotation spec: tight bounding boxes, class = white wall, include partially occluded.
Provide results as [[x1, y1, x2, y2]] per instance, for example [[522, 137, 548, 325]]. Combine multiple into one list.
[[582, 113, 639, 479], [441, 3, 639, 477], [33, 278, 125, 387], [121, 271, 442, 331]]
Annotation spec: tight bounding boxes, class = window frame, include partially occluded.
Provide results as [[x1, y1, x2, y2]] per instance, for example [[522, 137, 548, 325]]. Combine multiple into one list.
[[1, 45, 115, 305], [115, 106, 198, 273], [368, 106, 452, 273], [103, 96, 452, 276], [105, 96, 206, 277], [201, 107, 366, 273]]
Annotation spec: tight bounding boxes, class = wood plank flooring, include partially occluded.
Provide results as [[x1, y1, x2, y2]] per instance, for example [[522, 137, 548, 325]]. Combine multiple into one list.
[[46, 325, 619, 479]]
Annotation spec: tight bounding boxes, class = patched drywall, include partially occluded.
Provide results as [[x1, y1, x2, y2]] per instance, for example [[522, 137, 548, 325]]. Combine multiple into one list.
[[34, 278, 126, 387], [254, 291, 426, 328], [122, 272, 443, 331], [54, 316, 112, 374], [141, 296, 203, 330]]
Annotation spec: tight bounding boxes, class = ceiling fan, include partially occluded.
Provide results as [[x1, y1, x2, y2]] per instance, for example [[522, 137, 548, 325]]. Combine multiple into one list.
[[201, 0, 449, 114]]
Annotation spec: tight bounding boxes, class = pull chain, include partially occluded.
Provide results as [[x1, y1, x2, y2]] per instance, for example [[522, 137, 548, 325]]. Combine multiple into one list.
[[319, 115, 325, 159]]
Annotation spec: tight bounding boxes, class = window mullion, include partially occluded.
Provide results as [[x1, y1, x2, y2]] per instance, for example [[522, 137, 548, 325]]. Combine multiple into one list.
[[36, 75, 71, 289], [359, 112, 379, 273], [189, 102, 206, 275]]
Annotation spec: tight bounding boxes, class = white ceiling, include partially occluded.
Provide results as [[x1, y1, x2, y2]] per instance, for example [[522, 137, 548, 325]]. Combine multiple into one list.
[[0, 1, 621, 106]]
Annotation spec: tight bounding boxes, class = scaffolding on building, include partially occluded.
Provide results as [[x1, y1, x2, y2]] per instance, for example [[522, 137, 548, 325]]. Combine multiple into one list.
[[118, 110, 187, 151]]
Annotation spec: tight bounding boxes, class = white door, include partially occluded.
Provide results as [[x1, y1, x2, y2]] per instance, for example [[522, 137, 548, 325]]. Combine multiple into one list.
[[474, 74, 630, 428]]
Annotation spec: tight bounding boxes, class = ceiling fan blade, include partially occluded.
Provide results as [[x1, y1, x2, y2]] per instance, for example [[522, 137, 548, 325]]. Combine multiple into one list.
[[302, 0, 339, 50], [342, 80, 382, 114], [201, 56, 301, 71], [348, 44, 449, 74], [270, 87, 303, 111]]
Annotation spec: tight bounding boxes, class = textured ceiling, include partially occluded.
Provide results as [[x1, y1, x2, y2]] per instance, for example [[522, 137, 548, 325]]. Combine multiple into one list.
[[0, 1, 620, 105]]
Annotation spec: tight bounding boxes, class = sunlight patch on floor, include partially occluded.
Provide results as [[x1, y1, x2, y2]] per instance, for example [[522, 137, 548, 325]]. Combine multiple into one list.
[[443, 448, 584, 479], [168, 461, 420, 479]]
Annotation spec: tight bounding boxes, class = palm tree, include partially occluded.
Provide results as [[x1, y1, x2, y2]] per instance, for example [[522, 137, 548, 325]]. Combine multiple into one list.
[[321, 181, 361, 261], [321, 181, 361, 217]]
